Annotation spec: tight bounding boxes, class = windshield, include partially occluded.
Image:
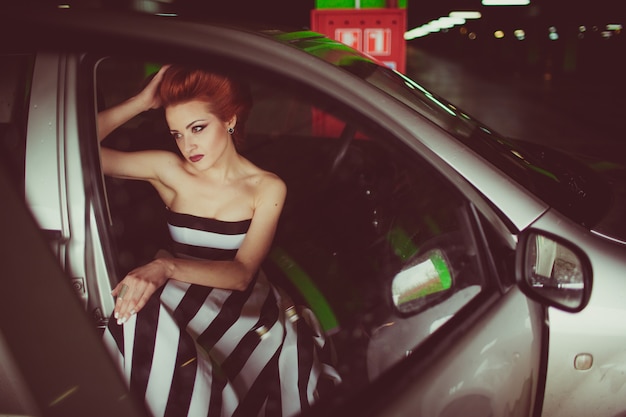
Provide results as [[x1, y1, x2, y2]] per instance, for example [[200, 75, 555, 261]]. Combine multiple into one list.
[[360, 62, 615, 232], [280, 32, 620, 240]]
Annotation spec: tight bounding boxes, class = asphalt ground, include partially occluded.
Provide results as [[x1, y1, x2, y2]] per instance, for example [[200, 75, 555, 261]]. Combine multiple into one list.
[[404, 45, 626, 166]]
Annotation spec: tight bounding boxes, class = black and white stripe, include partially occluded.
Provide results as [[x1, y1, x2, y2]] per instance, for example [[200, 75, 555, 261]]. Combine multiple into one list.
[[103, 211, 340, 417], [167, 211, 250, 261]]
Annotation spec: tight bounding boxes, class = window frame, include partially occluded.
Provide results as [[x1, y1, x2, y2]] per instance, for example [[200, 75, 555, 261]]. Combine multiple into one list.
[[84, 47, 527, 400]]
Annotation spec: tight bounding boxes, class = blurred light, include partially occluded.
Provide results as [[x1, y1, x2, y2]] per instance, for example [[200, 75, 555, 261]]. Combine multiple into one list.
[[578, 25, 587, 32], [482, 0, 530, 5], [601, 31, 612, 38], [423, 23, 441, 32], [424, 92, 457, 116], [156, 13, 177, 16], [450, 11, 482, 19], [514, 29, 526, 40], [406, 12, 475, 40], [57, 4, 70, 7], [548, 26, 559, 40], [468, 32, 477, 40], [549, 32, 559, 40], [405, 27, 430, 39], [439, 16, 466, 26], [429, 19, 454, 29], [494, 30, 505, 39], [607, 24, 623, 31]]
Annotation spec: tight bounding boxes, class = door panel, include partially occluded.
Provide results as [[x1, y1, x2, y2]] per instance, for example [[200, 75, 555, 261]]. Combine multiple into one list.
[[25, 53, 115, 323], [25, 53, 65, 248], [354, 288, 543, 417]]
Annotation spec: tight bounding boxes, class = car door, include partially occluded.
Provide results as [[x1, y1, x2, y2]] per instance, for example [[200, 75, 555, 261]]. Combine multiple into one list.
[[91, 53, 547, 416], [23, 53, 117, 329], [0, 50, 146, 417], [243, 73, 546, 416]]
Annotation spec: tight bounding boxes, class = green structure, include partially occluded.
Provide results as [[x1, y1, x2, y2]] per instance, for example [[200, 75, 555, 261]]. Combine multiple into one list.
[[315, 0, 407, 8]]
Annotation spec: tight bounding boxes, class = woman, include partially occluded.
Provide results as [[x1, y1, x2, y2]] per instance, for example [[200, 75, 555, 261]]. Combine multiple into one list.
[[100, 65, 339, 417]]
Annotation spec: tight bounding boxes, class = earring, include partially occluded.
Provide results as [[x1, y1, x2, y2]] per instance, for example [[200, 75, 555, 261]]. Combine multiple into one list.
[[227, 127, 234, 134]]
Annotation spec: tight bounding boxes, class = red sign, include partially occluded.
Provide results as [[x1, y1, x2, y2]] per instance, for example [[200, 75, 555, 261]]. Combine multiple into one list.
[[365, 28, 391, 55], [311, 8, 406, 74], [335, 28, 362, 50]]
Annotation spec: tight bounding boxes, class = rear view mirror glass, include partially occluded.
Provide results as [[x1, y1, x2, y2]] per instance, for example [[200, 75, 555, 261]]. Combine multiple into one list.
[[517, 231, 592, 312], [392, 249, 453, 315]]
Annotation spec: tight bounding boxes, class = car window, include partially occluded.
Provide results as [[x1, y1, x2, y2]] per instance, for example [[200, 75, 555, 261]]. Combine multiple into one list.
[[95, 56, 494, 397], [0, 53, 34, 196], [245, 89, 491, 386]]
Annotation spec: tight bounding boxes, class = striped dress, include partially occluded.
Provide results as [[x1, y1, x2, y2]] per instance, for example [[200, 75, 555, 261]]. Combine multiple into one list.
[[103, 210, 340, 417]]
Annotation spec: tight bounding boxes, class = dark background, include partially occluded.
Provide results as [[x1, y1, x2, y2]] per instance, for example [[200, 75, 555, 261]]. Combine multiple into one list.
[[29, 0, 623, 29]]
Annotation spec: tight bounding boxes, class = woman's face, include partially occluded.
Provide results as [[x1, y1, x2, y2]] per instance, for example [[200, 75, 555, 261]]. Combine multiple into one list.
[[165, 100, 234, 170]]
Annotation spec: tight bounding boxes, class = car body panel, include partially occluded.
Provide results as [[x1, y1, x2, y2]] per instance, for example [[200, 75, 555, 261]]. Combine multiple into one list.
[[25, 53, 116, 323], [528, 209, 626, 417], [25, 53, 65, 235], [371, 288, 543, 417], [545, 307, 626, 417]]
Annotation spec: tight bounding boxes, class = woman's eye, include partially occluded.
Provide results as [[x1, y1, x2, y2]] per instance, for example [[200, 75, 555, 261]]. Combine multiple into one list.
[[192, 125, 206, 133], [171, 132, 182, 140]]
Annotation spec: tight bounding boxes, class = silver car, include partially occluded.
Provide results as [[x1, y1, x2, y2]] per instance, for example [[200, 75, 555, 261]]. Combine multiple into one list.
[[1, 7, 625, 417]]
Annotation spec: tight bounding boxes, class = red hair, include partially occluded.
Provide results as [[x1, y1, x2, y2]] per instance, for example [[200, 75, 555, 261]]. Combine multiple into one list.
[[158, 66, 252, 150]]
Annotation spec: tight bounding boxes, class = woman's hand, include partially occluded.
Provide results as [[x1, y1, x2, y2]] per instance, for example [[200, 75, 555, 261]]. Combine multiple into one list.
[[135, 64, 171, 112], [111, 258, 172, 325], [97, 64, 170, 142]]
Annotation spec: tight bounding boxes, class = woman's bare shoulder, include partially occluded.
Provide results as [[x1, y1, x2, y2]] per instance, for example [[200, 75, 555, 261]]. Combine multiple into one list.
[[255, 166, 285, 188], [245, 163, 286, 202]]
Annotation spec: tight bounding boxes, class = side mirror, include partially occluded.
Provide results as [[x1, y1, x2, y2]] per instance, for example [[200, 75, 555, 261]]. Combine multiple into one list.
[[516, 230, 592, 312], [391, 249, 453, 316]]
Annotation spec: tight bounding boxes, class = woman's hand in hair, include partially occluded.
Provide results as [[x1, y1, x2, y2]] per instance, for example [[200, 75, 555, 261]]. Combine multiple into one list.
[[97, 65, 170, 142], [136, 64, 171, 112]]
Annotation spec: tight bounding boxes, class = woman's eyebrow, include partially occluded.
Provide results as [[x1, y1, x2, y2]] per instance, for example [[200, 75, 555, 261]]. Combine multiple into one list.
[[186, 119, 207, 129]]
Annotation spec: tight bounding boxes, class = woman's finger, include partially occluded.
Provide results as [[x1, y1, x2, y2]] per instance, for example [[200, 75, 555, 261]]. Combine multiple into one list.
[[112, 259, 168, 325], [118, 283, 129, 299], [114, 283, 135, 324], [133, 286, 155, 316]]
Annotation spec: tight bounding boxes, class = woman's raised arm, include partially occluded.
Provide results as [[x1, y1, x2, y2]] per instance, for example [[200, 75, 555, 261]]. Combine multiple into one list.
[[97, 65, 169, 142], [97, 65, 176, 181]]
